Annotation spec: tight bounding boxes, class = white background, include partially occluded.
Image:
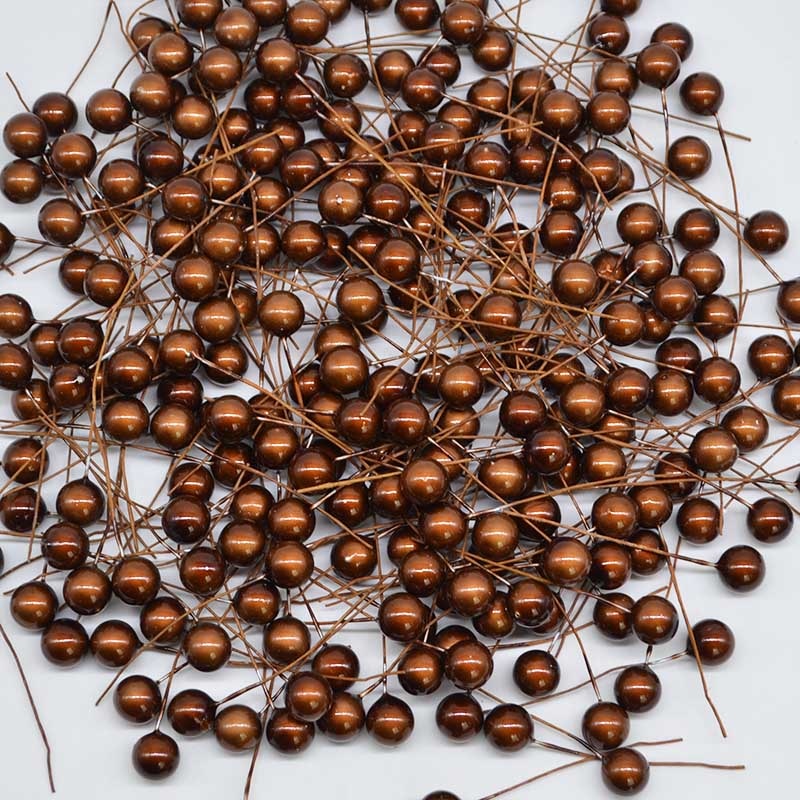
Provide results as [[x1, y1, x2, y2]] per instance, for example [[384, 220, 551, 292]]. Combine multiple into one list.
[[0, 1, 799, 799]]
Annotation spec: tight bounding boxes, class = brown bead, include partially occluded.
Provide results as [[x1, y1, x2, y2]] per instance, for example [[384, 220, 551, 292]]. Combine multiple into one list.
[[41, 618, 89, 666], [444, 639, 493, 690], [745, 209, 789, 254], [435, 692, 483, 741], [689, 426, 738, 473], [680, 72, 724, 116], [601, 747, 649, 795], [366, 694, 414, 746], [690, 619, 735, 665], [590, 542, 632, 590], [582, 701, 630, 752], [513, 650, 560, 697], [507, 579, 553, 628], [115, 675, 162, 724], [631, 594, 678, 645], [722, 406, 769, 453], [614, 665, 661, 714], [448, 566, 495, 616], [317, 692, 365, 741], [617, 202, 663, 245], [112, 556, 161, 605], [636, 43, 680, 88], [90, 620, 140, 668], [542, 537, 591, 586], [139, 596, 187, 645], [668, 135, 712, 180], [402, 67, 445, 112], [183, 621, 231, 671], [132, 731, 180, 780], [63, 565, 111, 615], [264, 615, 311, 665], [33, 92, 78, 136], [212, 705, 262, 752], [747, 497, 793, 543], [397, 645, 444, 695], [167, 689, 217, 737], [594, 592, 634, 640], [10, 581, 58, 630], [717, 545, 765, 592], [4, 112, 48, 158], [484, 704, 532, 752]]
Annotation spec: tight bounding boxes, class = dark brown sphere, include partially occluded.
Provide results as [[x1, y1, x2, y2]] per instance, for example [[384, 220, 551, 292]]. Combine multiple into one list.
[[168, 689, 216, 736], [614, 665, 661, 714], [183, 621, 231, 671], [233, 580, 280, 626], [366, 694, 414, 746], [112, 556, 161, 605], [690, 619, 735, 665], [264, 615, 311, 665], [436, 692, 483, 741], [582, 701, 630, 752], [513, 650, 560, 697], [10, 581, 58, 630], [317, 692, 365, 741], [631, 595, 679, 645], [132, 731, 180, 780], [115, 675, 162, 724], [484, 704, 533, 752], [717, 545, 765, 592], [214, 705, 262, 751], [636, 43, 680, 89], [90, 620, 140, 668], [594, 592, 634, 640], [63, 565, 111, 615], [41, 618, 89, 666], [681, 72, 724, 116], [601, 748, 650, 795], [747, 497, 793, 543]]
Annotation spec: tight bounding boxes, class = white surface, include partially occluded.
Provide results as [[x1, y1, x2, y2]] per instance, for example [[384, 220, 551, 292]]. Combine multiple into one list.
[[0, 1, 798, 798]]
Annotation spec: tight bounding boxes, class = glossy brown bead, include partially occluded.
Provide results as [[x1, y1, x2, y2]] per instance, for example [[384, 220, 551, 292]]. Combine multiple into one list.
[[115, 675, 162, 724], [435, 692, 483, 741], [582, 701, 630, 752], [513, 650, 560, 697], [166, 689, 216, 737], [690, 619, 735, 665], [41, 618, 89, 666], [614, 665, 661, 714], [112, 556, 161, 605], [317, 691, 365, 741], [747, 497, 793, 543], [631, 595, 678, 645], [132, 731, 180, 780], [10, 581, 58, 630], [264, 615, 310, 665], [38, 199, 85, 245], [484, 704, 532, 752], [366, 694, 414, 746], [636, 43, 680, 89], [601, 748, 649, 795], [745, 209, 789, 254], [593, 592, 634, 640], [90, 620, 140, 668], [33, 92, 77, 136], [717, 545, 765, 592], [63, 565, 111, 615], [4, 112, 47, 158], [680, 72, 724, 116], [590, 542, 632, 590], [183, 621, 231, 672]]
